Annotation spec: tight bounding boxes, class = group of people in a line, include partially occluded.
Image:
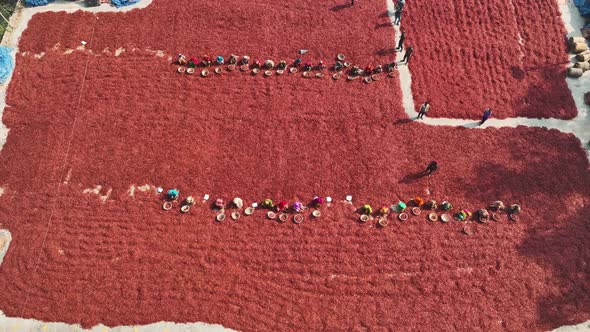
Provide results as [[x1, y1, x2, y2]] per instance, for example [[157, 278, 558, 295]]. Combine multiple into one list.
[[395, 1, 414, 64], [349, 0, 412, 63]]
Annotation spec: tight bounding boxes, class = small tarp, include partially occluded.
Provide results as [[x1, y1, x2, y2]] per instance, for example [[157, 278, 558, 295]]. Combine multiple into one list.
[[111, 0, 141, 8], [574, 0, 590, 17], [0, 46, 14, 84], [24, 0, 54, 7]]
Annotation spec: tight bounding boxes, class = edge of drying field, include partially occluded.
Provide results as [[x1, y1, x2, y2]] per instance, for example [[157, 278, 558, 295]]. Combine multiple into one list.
[[0, 0, 155, 151], [0, 312, 236, 332], [0, 0, 588, 331]]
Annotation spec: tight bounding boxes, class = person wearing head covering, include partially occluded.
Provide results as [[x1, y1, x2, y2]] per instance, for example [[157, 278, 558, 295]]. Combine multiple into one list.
[[351, 65, 362, 76], [187, 57, 199, 68], [402, 45, 414, 63], [387, 61, 398, 72], [480, 108, 492, 125], [293, 201, 304, 212], [177, 54, 187, 65], [396, 201, 407, 212], [396, 30, 406, 50], [393, 5, 403, 25], [202, 55, 211, 67], [276, 200, 288, 211], [425, 160, 438, 175], [216, 55, 224, 65], [264, 60, 275, 69], [441, 201, 452, 211], [262, 198, 273, 208], [167, 189, 179, 200], [397, 0, 405, 10], [312, 197, 324, 208], [293, 58, 302, 67], [417, 101, 430, 119]]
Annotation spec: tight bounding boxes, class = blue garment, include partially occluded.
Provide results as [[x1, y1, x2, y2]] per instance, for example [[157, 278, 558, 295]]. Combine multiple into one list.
[[394, 10, 403, 25], [167, 189, 179, 198], [481, 109, 492, 124], [111, 0, 141, 8], [574, 0, 590, 17], [0, 47, 14, 84], [24, 0, 54, 7]]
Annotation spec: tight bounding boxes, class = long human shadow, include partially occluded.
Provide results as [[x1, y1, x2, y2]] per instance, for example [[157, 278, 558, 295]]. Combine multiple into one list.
[[399, 170, 426, 184], [330, 3, 352, 12], [375, 48, 397, 56], [378, 10, 394, 18], [374, 22, 391, 29], [393, 117, 416, 125]]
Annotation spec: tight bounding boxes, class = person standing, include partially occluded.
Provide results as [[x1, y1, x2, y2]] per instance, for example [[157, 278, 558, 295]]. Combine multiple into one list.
[[480, 108, 492, 125], [396, 30, 406, 50], [397, 0, 405, 10], [417, 101, 430, 119], [402, 45, 414, 63], [425, 160, 438, 176], [393, 5, 403, 25]]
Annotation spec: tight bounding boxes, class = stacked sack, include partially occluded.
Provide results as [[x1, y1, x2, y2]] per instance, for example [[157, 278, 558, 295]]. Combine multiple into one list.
[[568, 36, 590, 77]]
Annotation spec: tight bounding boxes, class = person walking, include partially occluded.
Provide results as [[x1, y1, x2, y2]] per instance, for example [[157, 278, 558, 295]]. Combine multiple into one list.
[[417, 101, 430, 119], [480, 108, 492, 125], [393, 5, 403, 25], [397, 0, 405, 10], [402, 45, 414, 64], [425, 160, 438, 176], [396, 30, 406, 50]]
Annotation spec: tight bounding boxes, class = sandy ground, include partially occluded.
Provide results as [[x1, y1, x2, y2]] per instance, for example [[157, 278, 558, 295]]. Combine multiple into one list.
[[0, 0, 588, 331]]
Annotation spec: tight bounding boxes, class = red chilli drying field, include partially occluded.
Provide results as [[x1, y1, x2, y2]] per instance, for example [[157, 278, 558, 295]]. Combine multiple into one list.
[[0, 0, 588, 331], [403, 0, 576, 119]]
